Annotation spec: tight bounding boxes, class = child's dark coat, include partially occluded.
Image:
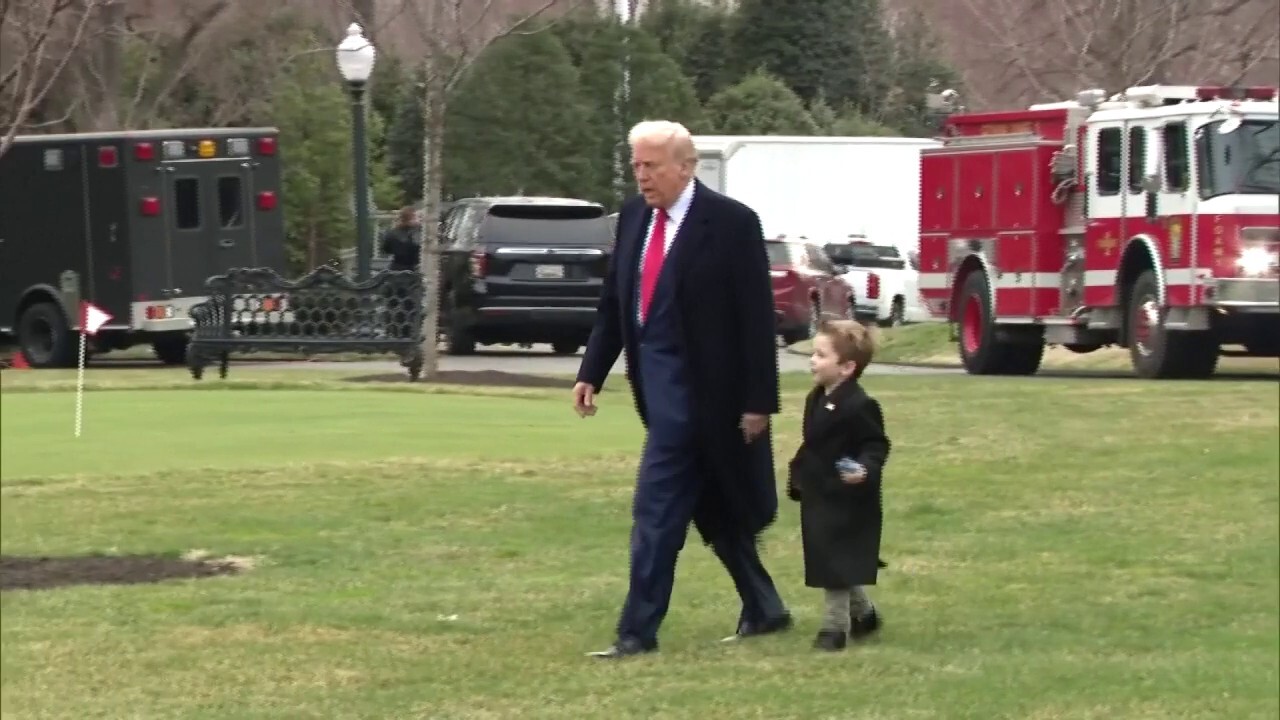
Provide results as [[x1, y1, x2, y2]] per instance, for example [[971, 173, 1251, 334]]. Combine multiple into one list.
[[787, 379, 891, 588]]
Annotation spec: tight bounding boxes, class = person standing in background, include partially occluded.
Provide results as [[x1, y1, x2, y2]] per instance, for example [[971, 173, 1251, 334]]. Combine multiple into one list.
[[380, 206, 421, 272], [379, 206, 421, 338]]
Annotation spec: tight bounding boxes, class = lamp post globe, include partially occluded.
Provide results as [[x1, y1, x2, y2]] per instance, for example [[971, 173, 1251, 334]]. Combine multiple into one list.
[[337, 22, 376, 281], [336, 23, 376, 85]]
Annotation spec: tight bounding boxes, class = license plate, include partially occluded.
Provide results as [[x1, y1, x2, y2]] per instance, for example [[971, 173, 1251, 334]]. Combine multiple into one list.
[[534, 264, 564, 279]]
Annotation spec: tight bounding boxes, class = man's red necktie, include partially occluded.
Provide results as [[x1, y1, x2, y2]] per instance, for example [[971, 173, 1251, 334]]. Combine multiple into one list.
[[638, 208, 669, 323]]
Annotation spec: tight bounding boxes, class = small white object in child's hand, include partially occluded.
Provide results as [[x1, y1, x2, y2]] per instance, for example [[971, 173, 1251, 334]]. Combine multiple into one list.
[[835, 457, 864, 474], [836, 457, 866, 484]]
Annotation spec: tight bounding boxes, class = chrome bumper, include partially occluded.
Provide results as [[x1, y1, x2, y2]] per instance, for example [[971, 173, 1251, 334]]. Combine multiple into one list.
[[1207, 278, 1280, 312], [854, 302, 880, 319], [130, 296, 206, 331]]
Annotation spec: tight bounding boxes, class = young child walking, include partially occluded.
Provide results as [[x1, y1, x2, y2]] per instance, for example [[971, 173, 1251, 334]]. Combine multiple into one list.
[[786, 320, 891, 651]]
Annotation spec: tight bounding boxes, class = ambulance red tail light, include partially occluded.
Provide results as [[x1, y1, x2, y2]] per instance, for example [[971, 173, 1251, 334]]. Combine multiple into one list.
[[256, 191, 277, 210], [256, 137, 277, 156], [133, 142, 155, 161], [145, 304, 175, 320], [866, 273, 881, 300], [97, 145, 118, 168], [139, 196, 161, 216]]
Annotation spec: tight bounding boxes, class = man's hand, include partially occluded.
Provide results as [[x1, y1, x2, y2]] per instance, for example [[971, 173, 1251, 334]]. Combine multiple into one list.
[[740, 413, 768, 442], [572, 382, 598, 418]]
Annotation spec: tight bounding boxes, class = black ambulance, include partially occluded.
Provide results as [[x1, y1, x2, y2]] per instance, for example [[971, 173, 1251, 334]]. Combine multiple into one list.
[[0, 128, 288, 367]]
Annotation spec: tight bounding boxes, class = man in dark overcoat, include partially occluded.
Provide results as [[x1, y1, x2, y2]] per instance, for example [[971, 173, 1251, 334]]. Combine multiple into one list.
[[572, 119, 791, 658]]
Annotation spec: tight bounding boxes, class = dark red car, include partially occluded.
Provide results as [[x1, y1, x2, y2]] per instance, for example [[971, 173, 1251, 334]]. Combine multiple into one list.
[[766, 237, 855, 345]]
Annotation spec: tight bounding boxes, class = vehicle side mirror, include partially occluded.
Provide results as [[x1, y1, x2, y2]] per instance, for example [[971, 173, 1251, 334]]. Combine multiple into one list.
[[1141, 173, 1162, 193]]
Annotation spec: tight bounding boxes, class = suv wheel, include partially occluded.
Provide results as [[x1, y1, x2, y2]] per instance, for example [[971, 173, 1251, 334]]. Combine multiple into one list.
[[446, 325, 476, 356], [879, 297, 905, 328]]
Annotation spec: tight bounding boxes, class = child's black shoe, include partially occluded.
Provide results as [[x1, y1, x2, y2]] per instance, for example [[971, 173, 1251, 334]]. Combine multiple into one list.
[[812, 629, 847, 651], [850, 608, 882, 639]]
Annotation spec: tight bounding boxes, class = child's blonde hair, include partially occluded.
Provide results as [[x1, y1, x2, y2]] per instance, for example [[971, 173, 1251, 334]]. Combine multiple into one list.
[[817, 320, 877, 379]]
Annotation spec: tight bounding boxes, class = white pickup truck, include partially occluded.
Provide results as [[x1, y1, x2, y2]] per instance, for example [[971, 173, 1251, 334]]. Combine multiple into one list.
[[824, 240, 929, 327]]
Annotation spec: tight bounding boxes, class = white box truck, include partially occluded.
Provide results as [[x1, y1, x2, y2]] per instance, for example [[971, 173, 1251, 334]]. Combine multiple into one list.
[[691, 135, 939, 251]]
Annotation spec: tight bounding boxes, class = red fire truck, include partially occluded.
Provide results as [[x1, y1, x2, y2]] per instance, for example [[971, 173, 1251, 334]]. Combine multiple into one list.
[[917, 84, 1279, 378]]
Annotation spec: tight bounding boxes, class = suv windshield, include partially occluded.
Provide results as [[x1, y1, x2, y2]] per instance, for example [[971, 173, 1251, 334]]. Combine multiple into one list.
[[825, 243, 906, 270], [1196, 119, 1280, 198], [481, 203, 611, 245]]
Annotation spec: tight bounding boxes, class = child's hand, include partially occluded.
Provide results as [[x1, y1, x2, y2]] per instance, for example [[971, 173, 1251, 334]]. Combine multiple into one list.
[[840, 469, 867, 484]]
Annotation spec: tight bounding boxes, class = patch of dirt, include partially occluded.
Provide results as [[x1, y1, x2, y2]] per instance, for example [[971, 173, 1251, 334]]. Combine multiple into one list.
[[0, 553, 243, 592], [347, 370, 569, 388]]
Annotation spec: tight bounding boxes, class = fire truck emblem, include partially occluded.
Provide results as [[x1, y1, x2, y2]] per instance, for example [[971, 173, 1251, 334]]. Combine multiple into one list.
[[1098, 232, 1119, 256], [1168, 220, 1183, 260]]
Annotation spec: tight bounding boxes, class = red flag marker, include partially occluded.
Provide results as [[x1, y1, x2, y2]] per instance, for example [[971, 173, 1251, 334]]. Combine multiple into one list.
[[81, 301, 112, 336], [75, 302, 113, 437]]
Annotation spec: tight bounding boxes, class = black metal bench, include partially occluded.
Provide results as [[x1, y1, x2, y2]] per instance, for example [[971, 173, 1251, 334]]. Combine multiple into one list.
[[187, 265, 425, 381]]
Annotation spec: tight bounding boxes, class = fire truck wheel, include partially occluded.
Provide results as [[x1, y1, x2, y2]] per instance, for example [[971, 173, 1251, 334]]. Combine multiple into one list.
[[16, 301, 76, 369], [956, 271, 1042, 375], [957, 272, 995, 372], [1126, 269, 1219, 379]]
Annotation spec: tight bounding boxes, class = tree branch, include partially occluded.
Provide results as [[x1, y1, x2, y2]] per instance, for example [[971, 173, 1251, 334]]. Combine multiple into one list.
[[0, 0, 101, 155], [949, 0, 1279, 107]]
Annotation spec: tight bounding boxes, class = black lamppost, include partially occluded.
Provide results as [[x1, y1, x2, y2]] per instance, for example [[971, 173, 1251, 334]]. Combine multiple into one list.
[[336, 22, 377, 281]]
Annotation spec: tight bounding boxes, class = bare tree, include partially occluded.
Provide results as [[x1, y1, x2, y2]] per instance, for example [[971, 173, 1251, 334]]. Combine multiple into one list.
[[80, 0, 235, 130], [0, 0, 102, 157], [3, 0, 255, 136], [396, 0, 578, 379], [338, 0, 378, 41], [907, 0, 1278, 108]]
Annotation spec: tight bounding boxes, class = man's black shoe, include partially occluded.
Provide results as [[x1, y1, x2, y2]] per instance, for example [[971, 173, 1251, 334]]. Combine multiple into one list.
[[586, 636, 655, 659], [721, 613, 793, 642], [813, 629, 847, 651], [850, 608, 882, 640]]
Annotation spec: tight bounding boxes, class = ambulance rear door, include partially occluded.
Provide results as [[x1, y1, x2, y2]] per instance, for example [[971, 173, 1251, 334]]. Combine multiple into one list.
[[131, 131, 283, 300]]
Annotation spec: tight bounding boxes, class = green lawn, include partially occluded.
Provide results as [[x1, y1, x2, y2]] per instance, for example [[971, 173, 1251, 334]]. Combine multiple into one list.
[[2, 371, 1278, 719]]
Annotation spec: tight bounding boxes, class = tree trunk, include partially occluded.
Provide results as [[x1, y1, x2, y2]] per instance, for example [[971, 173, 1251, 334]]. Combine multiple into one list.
[[417, 61, 447, 379], [91, 0, 123, 130], [307, 221, 319, 270], [353, 0, 377, 41]]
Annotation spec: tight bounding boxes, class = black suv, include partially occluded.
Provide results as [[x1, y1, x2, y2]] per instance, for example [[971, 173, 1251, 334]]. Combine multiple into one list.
[[438, 196, 613, 355]]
